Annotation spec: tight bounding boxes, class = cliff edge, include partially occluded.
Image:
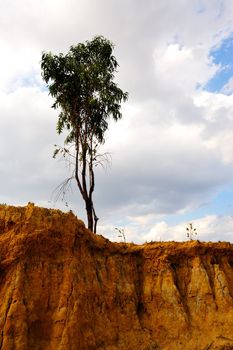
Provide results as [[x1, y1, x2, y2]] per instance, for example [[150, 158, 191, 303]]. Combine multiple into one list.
[[0, 203, 233, 350]]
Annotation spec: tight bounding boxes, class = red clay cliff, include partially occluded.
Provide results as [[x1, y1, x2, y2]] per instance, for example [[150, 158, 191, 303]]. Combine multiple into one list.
[[0, 203, 233, 349]]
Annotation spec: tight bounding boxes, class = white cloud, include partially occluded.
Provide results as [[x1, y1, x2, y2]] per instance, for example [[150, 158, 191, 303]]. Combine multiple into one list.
[[153, 43, 219, 93], [221, 76, 233, 94], [140, 214, 233, 243], [100, 214, 233, 244], [0, 86, 70, 205], [194, 91, 233, 163]]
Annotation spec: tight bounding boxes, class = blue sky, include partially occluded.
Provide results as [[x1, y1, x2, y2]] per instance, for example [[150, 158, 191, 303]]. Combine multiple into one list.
[[164, 185, 233, 225], [205, 36, 233, 92]]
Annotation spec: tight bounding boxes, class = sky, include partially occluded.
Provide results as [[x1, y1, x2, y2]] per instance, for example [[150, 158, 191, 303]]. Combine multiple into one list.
[[1, 0, 233, 243]]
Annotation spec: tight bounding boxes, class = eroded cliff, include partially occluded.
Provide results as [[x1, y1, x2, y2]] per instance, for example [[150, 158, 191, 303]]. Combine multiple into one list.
[[0, 203, 233, 349]]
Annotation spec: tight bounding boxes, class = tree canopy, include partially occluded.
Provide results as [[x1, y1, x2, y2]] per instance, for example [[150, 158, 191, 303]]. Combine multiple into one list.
[[41, 35, 128, 232]]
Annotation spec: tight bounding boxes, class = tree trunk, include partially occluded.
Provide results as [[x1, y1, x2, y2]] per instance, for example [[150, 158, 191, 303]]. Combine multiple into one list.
[[86, 200, 93, 232], [93, 206, 99, 234]]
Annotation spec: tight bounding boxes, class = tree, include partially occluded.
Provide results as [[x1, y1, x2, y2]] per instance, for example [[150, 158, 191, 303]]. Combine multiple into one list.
[[41, 36, 128, 233]]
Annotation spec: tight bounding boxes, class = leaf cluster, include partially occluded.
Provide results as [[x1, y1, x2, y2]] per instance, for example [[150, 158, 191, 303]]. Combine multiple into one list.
[[41, 35, 128, 151]]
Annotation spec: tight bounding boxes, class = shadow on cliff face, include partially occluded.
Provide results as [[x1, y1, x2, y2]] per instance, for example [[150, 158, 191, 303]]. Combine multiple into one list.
[[1, 203, 233, 349]]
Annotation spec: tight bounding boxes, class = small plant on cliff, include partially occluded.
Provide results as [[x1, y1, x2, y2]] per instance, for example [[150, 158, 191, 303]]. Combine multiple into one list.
[[41, 36, 128, 233], [186, 222, 197, 240], [115, 227, 126, 243]]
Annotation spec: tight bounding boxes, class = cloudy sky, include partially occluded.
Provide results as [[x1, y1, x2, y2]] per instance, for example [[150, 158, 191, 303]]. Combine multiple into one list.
[[1, 0, 233, 243]]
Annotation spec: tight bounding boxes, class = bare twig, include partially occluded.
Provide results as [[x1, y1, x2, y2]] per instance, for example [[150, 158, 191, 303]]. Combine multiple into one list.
[[50, 175, 74, 206]]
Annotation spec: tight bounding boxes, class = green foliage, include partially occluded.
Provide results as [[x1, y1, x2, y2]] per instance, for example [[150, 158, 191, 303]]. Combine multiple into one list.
[[41, 36, 128, 232], [41, 35, 128, 148]]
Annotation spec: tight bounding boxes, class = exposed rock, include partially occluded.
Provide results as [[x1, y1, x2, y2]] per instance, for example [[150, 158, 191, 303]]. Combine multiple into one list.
[[0, 203, 233, 349]]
